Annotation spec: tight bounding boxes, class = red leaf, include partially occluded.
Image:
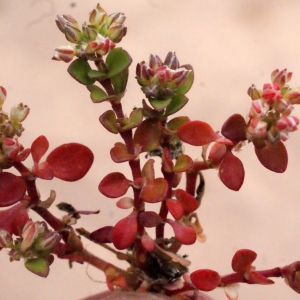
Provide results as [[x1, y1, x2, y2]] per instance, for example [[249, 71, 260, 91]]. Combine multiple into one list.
[[140, 178, 168, 203], [173, 154, 193, 173], [177, 120, 218, 146], [31, 135, 49, 164], [110, 142, 136, 163], [254, 141, 287, 173], [167, 219, 196, 245], [139, 211, 163, 227], [166, 198, 185, 220], [190, 269, 221, 291], [208, 143, 227, 166], [174, 189, 199, 213], [141, 159, 155, 182], [116, 197, 134, 209], [133, 118, 162, 152], [0, 173, 26, 207], [232, 249, 257, 272], [90, 226, 113, 243], [99, 172, 131, 198], [219, 151, 245, 191], [46, 143, 94, 181], [112, 211, 138, 250], [0, 202, 29, 235], [141, 233, 155, 252], [32, 161, 54, 180], [221, 114, 247, 141], [248, 271, 274, 285]]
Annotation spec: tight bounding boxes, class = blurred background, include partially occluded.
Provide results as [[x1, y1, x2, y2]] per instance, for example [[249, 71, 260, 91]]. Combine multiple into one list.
[[1, 0, 300, 299]]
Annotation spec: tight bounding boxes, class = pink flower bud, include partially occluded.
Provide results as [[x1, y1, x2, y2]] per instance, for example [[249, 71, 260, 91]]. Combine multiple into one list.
[[56, 15, 79, 33], [0, 86, 7, 108], [271, 68, 292, 87], [2, 138, 21, 160], [86, 34, 116, 56], [10, 103, 30, 122], [276, 115, 299, 132], [65, 23, 82, 43], [274, 98, 293, 115], [283, 87, 300, 104], [52, 45, 76, 63], [155, 66, 172, 83], [246, 118, 268, 140], [149, 54, 163, 70], [249, 99, 269, 118], [21, 220, 39, 252], [171, 68, 189, 86], [35, 231, 61, 251], [262, 82, 282, 105], [0, 229, 13, 248], [89, 4, 107, 26], [164, 52, 180, 70]]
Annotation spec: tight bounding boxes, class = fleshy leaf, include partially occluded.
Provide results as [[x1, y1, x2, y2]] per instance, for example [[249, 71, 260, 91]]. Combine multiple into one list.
[[133, 118, 162, 152], [119, 108, 143, 132], [31, 135, 49, 164], [0, 173, 26, 207], [149, 98, 172, 112], [219, 151, 244, 191], [141, 159, 155, 182], [99, 110, 119, 134], [162, 148, 173, 173], [110, 142, 136, 163], [176, 64, 194, 95], [224, 285, 239, 300], [46, 143, 94, 182], [67, 58, 96, 85], [0, 202, 29, 235], [173, 154, 193, 173], [112, 211, 138, 250], [90, 226, 113, 243], [178, 120, 218, 146], [254, 141, 288, 173], [232, 249, 257, 272], [167, 219, 197, 245], [165, 94, 188, 116], [166, 198, 185, 220], [248, 271, 274, 284], [174, 189, 199, 213], [208, 143, 227, 166], [98, 172, 131, 198], [140, 178, 168, 203], [221, 114, 247, 141], [141, 233, 155, 252], [190, 269, 221, 292], [139, 211, 163, 227], [116, 197, 134, 209], [111, 69, 129, 96], [106, 48, 132, 78], [167, 116, 190, 132], [87, 69, 107, 80], [87, 84, 119, 103], [25, 258, 49, 277]]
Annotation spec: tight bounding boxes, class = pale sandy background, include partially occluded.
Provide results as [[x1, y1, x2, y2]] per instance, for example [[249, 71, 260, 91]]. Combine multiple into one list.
[[1, 0, 300, 299]]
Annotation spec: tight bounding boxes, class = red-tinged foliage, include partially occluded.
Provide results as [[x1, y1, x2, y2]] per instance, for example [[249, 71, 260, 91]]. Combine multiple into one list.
[[46, 143, 94, 181], [281, 261, 300, 293], [0, 202, 29, 235], [219, 151, 244, 191], [141, 233, 155, 252], [173, 154, 193, 173], [208, 143, 227, 166], [167, 219, 196, 245], [162, 148, 173, 173], [190, 269, 221, 291], [177, 120, 218, 146], [110, 142, 137, 163], [167, 116, 191, 132], [248, 271, 274, 285], [116, 197, 134, 209], [0, 173, 27, 207], [99, 110, 119, 134], [254, 140, 288, 173], [140, 178, 168, 203], [166, 198, 185, 220], [90, 226, 113, 243], [31, 135, 49, 163], [142, 159, 155, 182], [221, 114, 247, 141], [105, 264, 128, 291], [99, 172, 131, 198], [32, 161, 54, 180], [112, 211, 138, 250], [174, 189, 199, 213], [232, 249, 257, 272], [133, 118, 162, 152], [139, 211, 163, 227]]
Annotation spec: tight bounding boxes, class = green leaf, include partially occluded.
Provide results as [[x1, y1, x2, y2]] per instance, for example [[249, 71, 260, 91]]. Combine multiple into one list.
[[25, 258, 49, 277], [176, 64, 194, 95], [165, 94, 188, 116], [119, 108, 143, 132], [111, 69, 129, 96], [106, 48, 132, 78], [149, 98, 172, 112], [67, 59, 96, 85], [86, 85, 119, 103], [99, 110, 119, 134], [87, 70, 107, 80]]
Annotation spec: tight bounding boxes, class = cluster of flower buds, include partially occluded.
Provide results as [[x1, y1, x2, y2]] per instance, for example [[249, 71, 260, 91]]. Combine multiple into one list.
[[136, 52, 191, 100], [0, 86, 30, 169], [247, 69, 300, 142], [0, 219, 61, 263], [53, 4, 126, 63]]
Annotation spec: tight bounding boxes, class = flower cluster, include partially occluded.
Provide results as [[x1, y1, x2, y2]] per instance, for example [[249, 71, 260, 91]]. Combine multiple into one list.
[[0, 219, 61, 277], [0, 86, 30, 169], [52, 4, 127, 63], [247, 69, 300, 142], [136, 52, 192, 100]]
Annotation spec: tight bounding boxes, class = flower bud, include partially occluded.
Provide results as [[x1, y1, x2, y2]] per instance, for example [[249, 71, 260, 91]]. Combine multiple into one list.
[[65, 23, 82, 43], [1, 120, 15, 137], [35, 231, 61, 252], [0, 86, 7, 109], [249, 99, 269, 118], [21, 220, 39, 252], [0, 229, 13, 248], [52, 45, 76, 63], [247, 84, 262, 100], [106, 13, 127, 43], [56, 15, 79, 33], [82, 23, 97, 41], [282, 261, 300, 294], [89, 4, 107, 26], [2, 138, 21, 160], [262, 83, 282, 105], [271, 68, 292, 87], [10, 103, 29, 123], [246, 118, 268, 140], [164, 52, 180, 70], [149, 54, 163, 70], [86, 34, 116, 56], [283, 87, 300, 104], [274, 98, 293, 115], [171, 68, 189, 86], [276, 115, 299, 132]]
